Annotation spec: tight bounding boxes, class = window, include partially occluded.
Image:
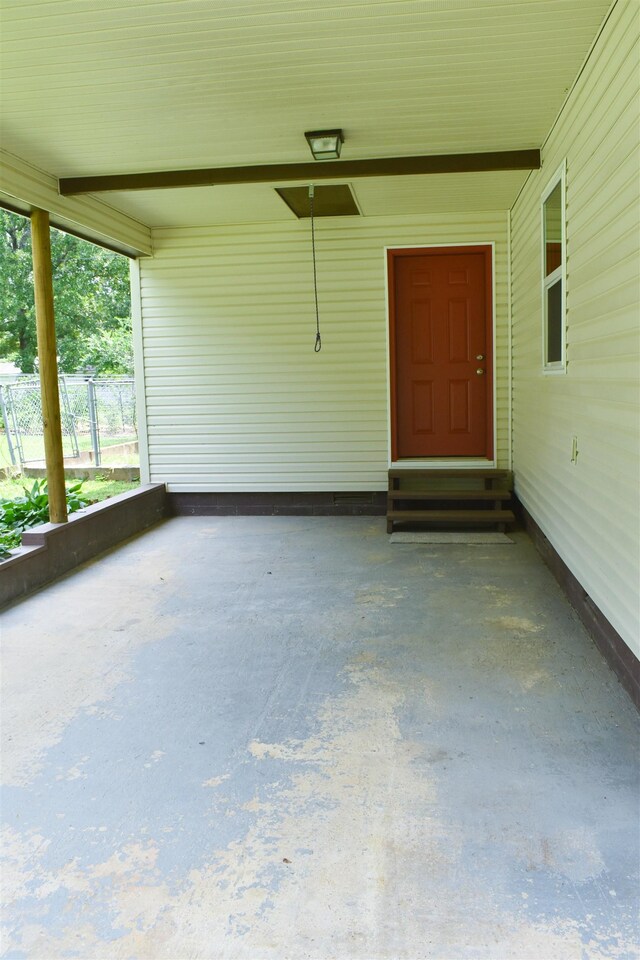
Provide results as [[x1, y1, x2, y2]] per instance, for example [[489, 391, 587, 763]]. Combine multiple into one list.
[[541, 163, 566, 372]]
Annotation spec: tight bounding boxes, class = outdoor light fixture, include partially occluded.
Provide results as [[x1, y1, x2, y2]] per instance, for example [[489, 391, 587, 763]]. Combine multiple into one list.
[[304, 129, 344, 160]]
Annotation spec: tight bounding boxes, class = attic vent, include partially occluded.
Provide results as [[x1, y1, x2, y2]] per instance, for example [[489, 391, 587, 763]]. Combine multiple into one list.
[[276, 184, 360, 218]]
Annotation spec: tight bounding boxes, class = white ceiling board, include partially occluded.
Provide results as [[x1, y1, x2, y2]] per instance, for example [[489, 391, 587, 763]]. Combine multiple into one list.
[[104, 171, 530, 228], [0, 0, 612, 226], [106, 183, 301, 228], [352, 171, 530, 218]]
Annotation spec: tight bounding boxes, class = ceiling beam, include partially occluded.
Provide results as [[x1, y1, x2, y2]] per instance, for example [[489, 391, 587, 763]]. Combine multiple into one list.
[[59, 149, 540, 195]]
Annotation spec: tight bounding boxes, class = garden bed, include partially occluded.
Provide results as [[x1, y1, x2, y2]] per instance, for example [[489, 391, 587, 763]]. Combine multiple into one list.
[[0, 483, 168, 607]]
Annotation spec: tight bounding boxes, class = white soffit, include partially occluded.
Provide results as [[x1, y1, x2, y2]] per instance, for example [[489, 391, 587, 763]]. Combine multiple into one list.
[[0, 150, 152, 255], [0, 0, 613, 226]]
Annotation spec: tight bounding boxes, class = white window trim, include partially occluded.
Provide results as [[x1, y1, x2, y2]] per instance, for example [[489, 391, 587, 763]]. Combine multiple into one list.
[[541, 159, 567, 374]]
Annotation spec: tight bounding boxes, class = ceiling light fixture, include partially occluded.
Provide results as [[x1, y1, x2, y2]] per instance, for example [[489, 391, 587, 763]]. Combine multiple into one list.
[[304, 129, 344, 161]]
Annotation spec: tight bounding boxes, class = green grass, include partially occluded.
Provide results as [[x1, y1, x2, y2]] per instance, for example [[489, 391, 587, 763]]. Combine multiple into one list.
[[0, 433, 138, 469], [0, 476, 139, 503]]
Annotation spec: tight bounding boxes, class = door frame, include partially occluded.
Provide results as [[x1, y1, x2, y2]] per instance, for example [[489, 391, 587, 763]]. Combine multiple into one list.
[[385, 242, 496, 466]]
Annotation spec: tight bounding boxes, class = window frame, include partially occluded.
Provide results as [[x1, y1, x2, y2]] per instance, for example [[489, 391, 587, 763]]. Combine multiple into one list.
[[540, 160, 567, 374]]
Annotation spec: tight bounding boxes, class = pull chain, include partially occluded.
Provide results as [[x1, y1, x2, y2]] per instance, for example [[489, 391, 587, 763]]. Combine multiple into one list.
[[309, 184, 322, 352]]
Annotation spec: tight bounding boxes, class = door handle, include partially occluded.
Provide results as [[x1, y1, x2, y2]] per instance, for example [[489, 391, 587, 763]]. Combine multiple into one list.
[[476, 354, 484, 361], [476, 368, 484, 376]]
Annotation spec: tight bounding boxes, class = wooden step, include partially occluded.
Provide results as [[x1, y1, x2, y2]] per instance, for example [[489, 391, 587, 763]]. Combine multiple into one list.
[[388, 468, 510, 480], [386, 468, 514, 533], [388, 509, 515, 523], [387, 489, 512, 501]]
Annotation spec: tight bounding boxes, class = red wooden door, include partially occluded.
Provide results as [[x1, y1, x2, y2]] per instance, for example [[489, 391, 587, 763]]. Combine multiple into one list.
[[390, 247, 492, 459]]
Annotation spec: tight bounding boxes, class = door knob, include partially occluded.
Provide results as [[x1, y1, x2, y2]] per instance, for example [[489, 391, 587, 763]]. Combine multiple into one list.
[[476, 368, 484, 375], [476, 354, 484, 360]]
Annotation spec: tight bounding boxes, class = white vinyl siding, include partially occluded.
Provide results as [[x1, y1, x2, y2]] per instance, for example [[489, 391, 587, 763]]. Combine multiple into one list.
[[510, 0, 640, 655], [139, 213, 509, 492]]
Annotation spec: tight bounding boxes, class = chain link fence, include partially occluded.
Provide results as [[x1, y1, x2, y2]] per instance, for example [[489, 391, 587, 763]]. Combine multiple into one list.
[[0, 377, 138, 468]]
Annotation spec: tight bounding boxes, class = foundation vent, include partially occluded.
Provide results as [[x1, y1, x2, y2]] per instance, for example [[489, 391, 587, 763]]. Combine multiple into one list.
[[333, 493, 375, 505]]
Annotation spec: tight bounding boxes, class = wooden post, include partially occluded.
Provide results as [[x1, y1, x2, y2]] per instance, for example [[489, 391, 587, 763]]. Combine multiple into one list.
[[31, 208, 67, 523]]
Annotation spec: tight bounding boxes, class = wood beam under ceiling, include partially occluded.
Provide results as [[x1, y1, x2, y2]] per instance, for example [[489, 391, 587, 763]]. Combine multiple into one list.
[[59, 149, 540, 195]]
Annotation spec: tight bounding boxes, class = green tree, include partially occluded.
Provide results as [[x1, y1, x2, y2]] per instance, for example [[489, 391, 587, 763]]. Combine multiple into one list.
[[0, 209, 133, 374]]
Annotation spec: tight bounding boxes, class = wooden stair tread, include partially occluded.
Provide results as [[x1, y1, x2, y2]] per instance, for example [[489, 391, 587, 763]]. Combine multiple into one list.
[[388, 489, 511, 501], [388, 468, 510, 479], [388, 509, 515, 522], [386, 468, 515, 531]]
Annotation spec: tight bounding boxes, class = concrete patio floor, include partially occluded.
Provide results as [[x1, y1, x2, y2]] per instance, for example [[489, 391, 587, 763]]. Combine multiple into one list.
[[1, 516, 638, 960]]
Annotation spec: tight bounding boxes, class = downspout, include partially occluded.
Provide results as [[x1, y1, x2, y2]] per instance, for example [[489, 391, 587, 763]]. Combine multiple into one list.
[[507, 208, 513, 473]]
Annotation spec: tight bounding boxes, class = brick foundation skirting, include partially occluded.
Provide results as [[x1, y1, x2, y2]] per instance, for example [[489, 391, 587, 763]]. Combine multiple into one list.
[[515, 496, 640, 710], [169, 491, 388, 517]]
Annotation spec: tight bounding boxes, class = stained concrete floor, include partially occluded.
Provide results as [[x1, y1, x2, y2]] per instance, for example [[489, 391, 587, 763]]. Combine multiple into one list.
[[1, 517, 638, 960]]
